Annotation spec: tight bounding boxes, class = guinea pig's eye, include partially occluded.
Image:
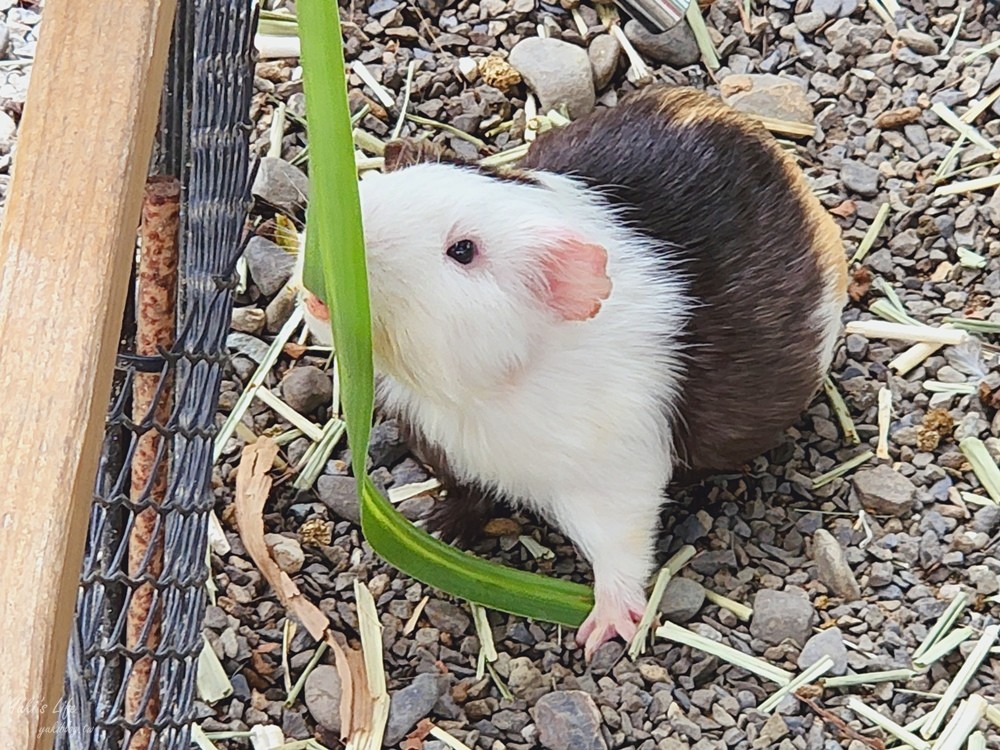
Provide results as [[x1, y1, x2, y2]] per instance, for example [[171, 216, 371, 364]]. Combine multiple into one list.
[[446, 239, 477, 265]]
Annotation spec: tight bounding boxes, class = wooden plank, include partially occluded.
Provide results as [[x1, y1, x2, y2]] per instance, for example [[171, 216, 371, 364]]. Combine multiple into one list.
[[0, 1, 178, 746]]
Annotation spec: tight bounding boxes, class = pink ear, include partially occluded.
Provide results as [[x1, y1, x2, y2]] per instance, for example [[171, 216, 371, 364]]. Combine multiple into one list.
[[540, 236, 612, 321]]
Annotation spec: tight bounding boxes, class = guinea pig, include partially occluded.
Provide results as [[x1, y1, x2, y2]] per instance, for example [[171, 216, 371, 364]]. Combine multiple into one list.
[[298, 85, 848, 658]]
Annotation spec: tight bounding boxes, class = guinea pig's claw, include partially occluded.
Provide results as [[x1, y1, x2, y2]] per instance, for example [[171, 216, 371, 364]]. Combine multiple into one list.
[[576, 599, 645, 660]]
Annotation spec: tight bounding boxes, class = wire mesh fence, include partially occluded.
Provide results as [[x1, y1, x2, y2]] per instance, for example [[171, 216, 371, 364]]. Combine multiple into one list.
[[55, 2, 256, 747]]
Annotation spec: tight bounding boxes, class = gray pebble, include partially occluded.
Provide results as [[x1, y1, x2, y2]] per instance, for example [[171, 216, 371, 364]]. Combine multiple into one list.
[[385, 673, 447, 745], [750, 589, 815, 646], [623, 19, 700, 68], [252, 156, 309, 214], [368, 418, 408, 468], [659, 577, 705, 624], [265, 284, 298, 333], [898, 28, 939, 56], [797, 626, 848, 675], [852, 464, 916, 516], [968, 565, 999, 594], [303, 664, 342, 733], [532, 691, 608, 750], [315, 474, 361, 524], [245, 236, 296, 297], [508, 37, 595, 119], [972, 504, 1000, 534], [226, 332, 271, 364], [845, 333, 868, 358], [794, 11, 825, 34], [811, 0, 854, 17], [282, 709, 311, 740], [264, 533, 304, 574], [280, 365, 332, 414], [812, 529, 862, 600], [508, 656, 547, 701], [423, 599, 472, 634], [587, 33, 620, 91], [231, 306, 266, 335], [841, 160, 880, 197]]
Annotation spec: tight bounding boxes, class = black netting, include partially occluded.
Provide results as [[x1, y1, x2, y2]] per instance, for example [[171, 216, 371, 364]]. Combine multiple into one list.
[[56, 2, 256, 748]]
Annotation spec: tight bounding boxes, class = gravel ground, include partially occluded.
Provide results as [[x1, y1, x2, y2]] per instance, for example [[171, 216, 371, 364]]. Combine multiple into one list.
[[4, 0, 1000, 748]]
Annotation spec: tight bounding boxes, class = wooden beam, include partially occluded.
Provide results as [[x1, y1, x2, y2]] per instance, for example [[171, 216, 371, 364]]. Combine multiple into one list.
[[0, 1, 178, 746]]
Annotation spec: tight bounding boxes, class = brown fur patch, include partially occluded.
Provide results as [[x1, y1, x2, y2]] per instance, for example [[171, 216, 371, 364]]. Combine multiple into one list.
[[383, 138, 456, 172]]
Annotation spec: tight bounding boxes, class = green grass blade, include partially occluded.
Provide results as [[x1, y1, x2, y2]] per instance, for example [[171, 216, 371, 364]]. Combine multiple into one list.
[[296, 0, 593, 629]]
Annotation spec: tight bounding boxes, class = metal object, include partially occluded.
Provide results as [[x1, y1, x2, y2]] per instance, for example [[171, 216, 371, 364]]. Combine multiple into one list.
[[612, 0, 692, 32]]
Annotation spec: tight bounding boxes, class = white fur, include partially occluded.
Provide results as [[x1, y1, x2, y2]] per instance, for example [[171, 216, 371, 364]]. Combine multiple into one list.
[[352, 163, 691, 633], [813, 269, 847, 376]]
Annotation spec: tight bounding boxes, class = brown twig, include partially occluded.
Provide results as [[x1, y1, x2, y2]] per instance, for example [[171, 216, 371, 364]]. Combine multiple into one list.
[[796, 693, 886, 750], [125, 176, 180, 749]]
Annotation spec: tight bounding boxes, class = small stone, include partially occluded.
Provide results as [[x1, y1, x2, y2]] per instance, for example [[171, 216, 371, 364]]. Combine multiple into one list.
[[368, 419, 408, 468], [841, 160, 880, 197], [898, 28, 939, 56], [385, 673, 446, 745], [282, 709, 310, 740], [972, 504, 1000, 534], [845, 333, 868, 358], [457, 56, 478, 82], [868, 560, 893, 587], [953, 531, 989, 553], [252, 156, 309, 214], [794, 10, 825, 34], [659, 577, 706, 624], [875, 106, 922, 129], [231, 306, 266, 334], [266, 284, 298, 333], [0, 109, 15, 143], [758, 712, 789, 744], [227, 332, 271, 364], [281, 365, 332, 414], [423, 599, 471, 634], [968, 565, 999, 594], [509, 37, 596, 119], [587, 34, 620, 91], [532, 691, 608, 750], [483, 517, 521, 536], [797, 627, 849, 675], [812, 529, 862, 600], [623, 19, 700, 68], [303, 664, 342, 733], [750, 590, 815, 646], [478, 54, 522, 92], [508, 656, 546, 701], [244, 236, 296, 296], [264, 533, 304, 574], [315, 474, 361, 524], [720, 73, 813, 125], [853, 465, 917, 516]]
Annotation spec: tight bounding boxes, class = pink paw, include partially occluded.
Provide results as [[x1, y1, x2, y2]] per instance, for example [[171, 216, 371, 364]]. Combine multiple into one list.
[[576, 598, 645, 660]]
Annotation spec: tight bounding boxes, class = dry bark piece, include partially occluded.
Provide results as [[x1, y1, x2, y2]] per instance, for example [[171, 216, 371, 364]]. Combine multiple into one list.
[[234, 437, 377, 743], [126, 175, 180, 749]]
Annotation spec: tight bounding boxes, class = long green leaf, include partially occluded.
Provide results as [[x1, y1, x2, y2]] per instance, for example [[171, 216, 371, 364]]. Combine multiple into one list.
[[296, 0, 593, 628]]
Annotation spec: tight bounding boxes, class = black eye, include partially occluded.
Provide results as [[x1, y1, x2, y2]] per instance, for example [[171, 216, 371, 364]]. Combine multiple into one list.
[[446, 239, 477, 265]]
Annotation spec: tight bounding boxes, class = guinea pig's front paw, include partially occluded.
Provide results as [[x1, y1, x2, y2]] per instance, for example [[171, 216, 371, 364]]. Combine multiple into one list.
[[576, 592, 646, 660]]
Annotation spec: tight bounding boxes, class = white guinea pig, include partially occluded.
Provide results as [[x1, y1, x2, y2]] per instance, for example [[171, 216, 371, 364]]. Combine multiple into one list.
[[298, 85, 848, 658]]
